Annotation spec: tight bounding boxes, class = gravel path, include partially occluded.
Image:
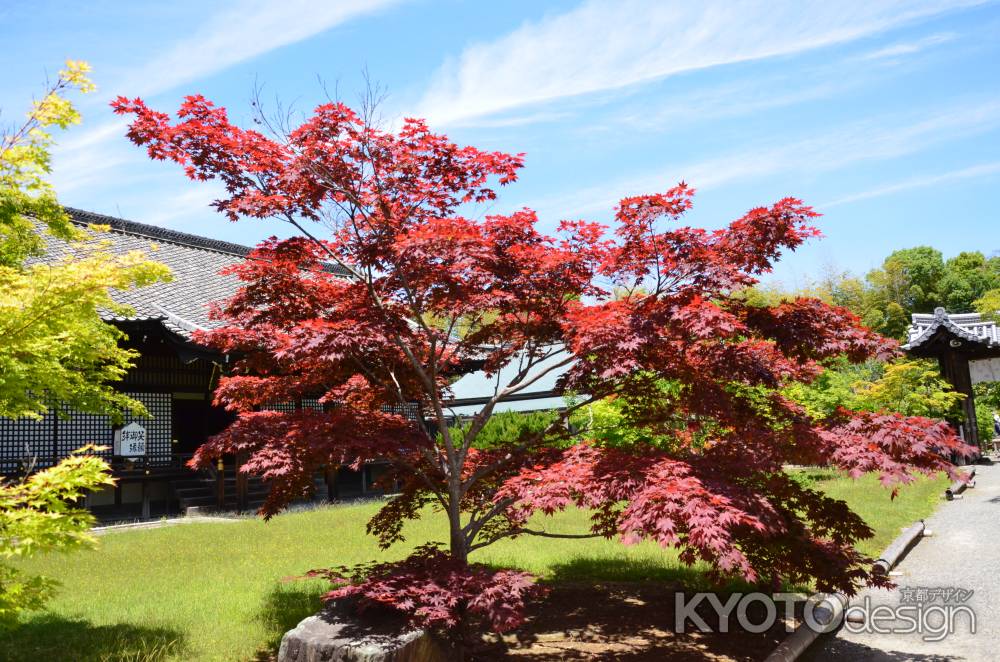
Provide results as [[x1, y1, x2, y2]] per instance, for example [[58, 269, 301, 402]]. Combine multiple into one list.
[[803, 462, 998, 662]]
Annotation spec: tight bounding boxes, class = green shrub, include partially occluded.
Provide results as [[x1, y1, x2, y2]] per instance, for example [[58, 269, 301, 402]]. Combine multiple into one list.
[[446, 409, 560, 450]]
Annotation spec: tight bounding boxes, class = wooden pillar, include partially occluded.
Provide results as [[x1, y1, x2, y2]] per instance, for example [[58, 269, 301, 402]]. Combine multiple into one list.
[[939, 349, 979, 462], [216, 457, 226, 509], [141, 481, 150, 520], [236, 453, 248, 512], [324, 465, 339, 502]]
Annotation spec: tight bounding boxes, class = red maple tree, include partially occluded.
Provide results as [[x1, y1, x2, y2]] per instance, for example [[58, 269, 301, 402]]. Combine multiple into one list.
[[113, 94, 973, 637]]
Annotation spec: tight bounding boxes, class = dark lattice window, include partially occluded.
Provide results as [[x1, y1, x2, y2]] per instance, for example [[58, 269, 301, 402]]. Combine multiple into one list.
[[56, 406, 113, 463], [382, 402, 422, 422], [0, 391, 173, 474], [0, 410, 56, 474], [126, 392, 172, 466], [261, 399, 418, 420], [122, 354, 216, 390], [262, 401, 297, 412]]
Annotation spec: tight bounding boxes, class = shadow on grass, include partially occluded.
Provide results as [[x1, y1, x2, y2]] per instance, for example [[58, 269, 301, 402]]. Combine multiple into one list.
[[252, 582, 326, 659], [475, 574, 787, 661], [546, 556, 757, 592], [0, 615, 186, 662]]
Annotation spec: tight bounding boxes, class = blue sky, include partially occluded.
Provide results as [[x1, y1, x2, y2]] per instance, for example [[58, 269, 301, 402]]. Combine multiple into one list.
[[3, 0, 999, 286]]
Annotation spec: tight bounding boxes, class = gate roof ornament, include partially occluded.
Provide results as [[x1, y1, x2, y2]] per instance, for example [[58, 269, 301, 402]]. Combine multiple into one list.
[[904, 308, 1000, 354]]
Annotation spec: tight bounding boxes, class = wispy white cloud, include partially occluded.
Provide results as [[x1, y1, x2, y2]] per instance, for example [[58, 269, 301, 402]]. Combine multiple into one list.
[[418, 0, 984, 127], [447, 110, 573, 129], [613, 78, 846, 133], [115, 0, 404, 98], [529, 98, 1000, 219], [686, 99, 1000, 189], [138, 184, 229, 229], [51, 120, 131, 193], [539, 28, 959, 139], [56, 121, 125, 151], [855, 31, 958, 60], [552, 33, 961, 141], [51, 0, 403, 224], [823, 161, 1000, 207]]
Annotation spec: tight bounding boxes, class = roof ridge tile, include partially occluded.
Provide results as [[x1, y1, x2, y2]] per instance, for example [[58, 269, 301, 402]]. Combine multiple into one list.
[[65, 207, 252, 257]]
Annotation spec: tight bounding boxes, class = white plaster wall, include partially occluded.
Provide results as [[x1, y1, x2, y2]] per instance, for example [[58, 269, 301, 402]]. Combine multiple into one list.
[[970, 358, 1000, 385]]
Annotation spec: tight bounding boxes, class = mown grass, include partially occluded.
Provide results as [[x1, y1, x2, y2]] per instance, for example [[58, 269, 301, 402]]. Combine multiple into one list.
[[4, 469, 948, 661], [787, 467, 948, 557]]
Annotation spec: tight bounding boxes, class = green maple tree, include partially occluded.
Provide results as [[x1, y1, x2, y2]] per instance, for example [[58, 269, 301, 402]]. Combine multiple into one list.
[[0, 60, 169, 420], [1, 61, 168, 627]]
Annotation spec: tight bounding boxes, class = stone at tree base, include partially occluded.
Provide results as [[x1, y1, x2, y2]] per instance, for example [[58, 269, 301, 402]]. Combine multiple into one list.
[[277, 606, 446, 662]]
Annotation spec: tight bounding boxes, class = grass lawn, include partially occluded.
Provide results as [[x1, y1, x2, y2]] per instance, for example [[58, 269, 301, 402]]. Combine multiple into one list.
[[786, 468, 948, 558], [4, 469, 948, 661]]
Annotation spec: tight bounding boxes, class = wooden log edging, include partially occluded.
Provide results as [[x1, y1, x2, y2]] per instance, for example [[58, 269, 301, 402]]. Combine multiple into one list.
[[945, 467, 976, 501], [763, 518, 929, 662], [764, 593, 845, 662], [872, 520, 925, 575]]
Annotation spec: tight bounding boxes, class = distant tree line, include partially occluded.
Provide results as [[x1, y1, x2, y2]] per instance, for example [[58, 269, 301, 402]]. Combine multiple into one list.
[[748, 246, 1000, 340], [740, 245, 1000, 445]]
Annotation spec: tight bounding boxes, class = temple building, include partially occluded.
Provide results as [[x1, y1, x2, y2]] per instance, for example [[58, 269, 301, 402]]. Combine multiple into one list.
[[0, 209, 377, 519]]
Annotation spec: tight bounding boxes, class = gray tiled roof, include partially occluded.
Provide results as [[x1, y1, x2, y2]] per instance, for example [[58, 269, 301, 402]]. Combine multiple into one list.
[[904, 307, 1000, 350], [32, 208, 292, 340]]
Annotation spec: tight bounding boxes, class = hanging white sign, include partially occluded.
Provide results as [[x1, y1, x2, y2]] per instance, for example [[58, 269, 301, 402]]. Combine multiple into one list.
[[114, 422, 147, 457]]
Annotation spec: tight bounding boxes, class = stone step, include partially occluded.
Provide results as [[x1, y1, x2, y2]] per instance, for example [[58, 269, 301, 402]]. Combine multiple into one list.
[[181, 495, 267, 510], [184, 500, 266, 516]]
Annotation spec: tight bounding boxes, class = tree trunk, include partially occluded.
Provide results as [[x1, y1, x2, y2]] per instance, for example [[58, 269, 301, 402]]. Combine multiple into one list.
[[447, 485, 469, 661], [448, 486, 468, 564]]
